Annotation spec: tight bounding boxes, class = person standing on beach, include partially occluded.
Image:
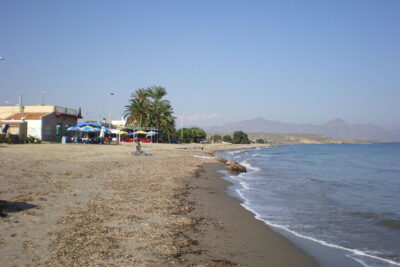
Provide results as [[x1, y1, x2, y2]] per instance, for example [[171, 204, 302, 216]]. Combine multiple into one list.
[[136, 139, 142, 152], [99, 126, 105, 144]]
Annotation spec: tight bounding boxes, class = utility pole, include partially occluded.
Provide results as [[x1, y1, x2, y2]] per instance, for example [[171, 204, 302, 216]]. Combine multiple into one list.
[[180, 115, 183, 141], [42, 91, 47, 105], [19, 94, 23, 115], [109, 92, 114, 128]]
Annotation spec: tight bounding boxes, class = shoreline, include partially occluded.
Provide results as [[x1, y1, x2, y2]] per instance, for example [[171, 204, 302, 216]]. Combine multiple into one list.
[[1, 143, 318, 266], [184, 162, 320, 266], [217, 145, 392, 267]]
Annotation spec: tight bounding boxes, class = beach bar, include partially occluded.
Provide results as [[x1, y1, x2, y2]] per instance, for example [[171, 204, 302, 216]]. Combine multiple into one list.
[[0, 105, 82, 142]]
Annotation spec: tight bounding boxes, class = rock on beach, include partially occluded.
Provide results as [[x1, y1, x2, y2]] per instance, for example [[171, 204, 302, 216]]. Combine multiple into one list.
[[225, 160, 247, 173]]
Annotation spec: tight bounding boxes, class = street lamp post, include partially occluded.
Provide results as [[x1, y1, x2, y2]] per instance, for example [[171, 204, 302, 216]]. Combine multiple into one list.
[[180, 115, 183, 141], [109, 93, 114, 129], [42, 91, 47, 105]]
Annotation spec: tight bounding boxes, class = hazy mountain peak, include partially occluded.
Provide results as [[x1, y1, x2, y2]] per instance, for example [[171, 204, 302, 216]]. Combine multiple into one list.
[[251, 117, 269, 123], [326, 118, 349, 127], [207, 117, 400, 142]]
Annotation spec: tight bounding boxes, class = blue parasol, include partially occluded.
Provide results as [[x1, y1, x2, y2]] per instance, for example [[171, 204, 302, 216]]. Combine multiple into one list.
[[146, 131, 158, 137], [67, 126, 81, 131], [80, 126, 99, 132]]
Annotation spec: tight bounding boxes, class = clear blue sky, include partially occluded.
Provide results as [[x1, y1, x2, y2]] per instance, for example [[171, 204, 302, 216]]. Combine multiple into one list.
[[1, 0, 399, 129]]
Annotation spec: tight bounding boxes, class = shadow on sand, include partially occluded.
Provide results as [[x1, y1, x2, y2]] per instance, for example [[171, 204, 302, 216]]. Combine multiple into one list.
[[0, 200, 37, 217]]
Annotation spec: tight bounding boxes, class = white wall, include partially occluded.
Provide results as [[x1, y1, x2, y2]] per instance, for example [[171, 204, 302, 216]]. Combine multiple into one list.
[[27, 120, 42, 138]]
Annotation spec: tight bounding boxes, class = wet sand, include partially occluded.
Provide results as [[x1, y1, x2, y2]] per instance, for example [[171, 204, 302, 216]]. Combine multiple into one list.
[[184, 163, 319, 266], [0, 143, 318, 266]]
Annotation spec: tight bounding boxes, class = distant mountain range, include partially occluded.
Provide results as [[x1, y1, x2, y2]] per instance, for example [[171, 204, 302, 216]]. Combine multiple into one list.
[[207, 118, 400, 142]]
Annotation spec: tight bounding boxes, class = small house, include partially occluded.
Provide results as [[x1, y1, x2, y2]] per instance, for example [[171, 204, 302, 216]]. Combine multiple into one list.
[[0, 105, 82, 142]]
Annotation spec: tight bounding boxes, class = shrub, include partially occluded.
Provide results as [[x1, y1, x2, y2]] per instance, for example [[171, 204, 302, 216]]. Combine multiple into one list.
[[210, 135, 222, 143], [222, 135, 232, 143], [175, 128, 192, 143], [25, 135, 42, 144], [0, 135, 10, 144], [191, 127, 206, 143], [255, 138, 265, 144], [232, 131, 250, 144], [175, 127, 206, 143]]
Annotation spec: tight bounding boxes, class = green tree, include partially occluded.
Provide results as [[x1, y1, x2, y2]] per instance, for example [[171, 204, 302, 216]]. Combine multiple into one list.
[[124, 88, 150, 127], [124, 86, 176, 139], [157, 101, 176, 140], [232, 131, 250, 144], [147, 86, 167, 129], [210, 134, 222, 143], [175, 127, 206, 143], [175, 128, 192, 143], [147, 86, 175, 139], [255, 138, 265, 144], [191, 127, 206, 143], [222, 135, 232, 143]]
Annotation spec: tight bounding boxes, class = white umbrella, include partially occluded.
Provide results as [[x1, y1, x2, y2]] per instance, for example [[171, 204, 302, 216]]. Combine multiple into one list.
[[67, 126, 81, 131]]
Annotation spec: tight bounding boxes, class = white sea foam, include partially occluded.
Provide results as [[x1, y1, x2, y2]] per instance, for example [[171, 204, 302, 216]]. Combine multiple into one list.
[[347, 255, 373, 267], [227, 172, 246, 179], [255, 146, 271, 150], [239, 181, 250, 190], [221, 144, 400, 267], [227, 148, 256, 155], [240, 160, 262, 172], [236, 186, 248, 200], [192, 155, 214, 159], [252, 153, 273, 157], [227, 150, 244, 155], [237, 197, 400, 266]]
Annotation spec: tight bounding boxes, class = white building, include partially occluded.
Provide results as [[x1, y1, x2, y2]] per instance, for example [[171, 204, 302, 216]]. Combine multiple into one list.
[[111, 119, 127, 129], [0, 105, 82, 142]]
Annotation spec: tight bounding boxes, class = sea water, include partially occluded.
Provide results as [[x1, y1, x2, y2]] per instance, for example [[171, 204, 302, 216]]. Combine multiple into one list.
[[219, 144, 400, 267]]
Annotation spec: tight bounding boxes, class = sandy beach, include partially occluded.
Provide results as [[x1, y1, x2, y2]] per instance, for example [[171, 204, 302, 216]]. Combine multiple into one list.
[[0, 142, 318, 266]]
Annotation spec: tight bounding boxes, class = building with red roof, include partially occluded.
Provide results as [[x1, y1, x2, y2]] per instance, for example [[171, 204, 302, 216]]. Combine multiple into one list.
[[0, 105, 82, 142]]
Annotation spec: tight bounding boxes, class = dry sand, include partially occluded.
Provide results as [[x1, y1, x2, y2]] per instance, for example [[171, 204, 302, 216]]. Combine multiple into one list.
[[0, 142, 318, 266]]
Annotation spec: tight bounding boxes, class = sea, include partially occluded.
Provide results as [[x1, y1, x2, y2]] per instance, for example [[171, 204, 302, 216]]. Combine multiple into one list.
[[218, 144, 400, 267]]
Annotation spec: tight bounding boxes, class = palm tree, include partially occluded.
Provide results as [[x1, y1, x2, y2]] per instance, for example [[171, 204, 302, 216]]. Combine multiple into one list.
[[124, 86, 176, 140], [147, 86, 167, 102], [157, 100, 176, 139], [124, 88, 150, 127], [147, 86, 167, 129]]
